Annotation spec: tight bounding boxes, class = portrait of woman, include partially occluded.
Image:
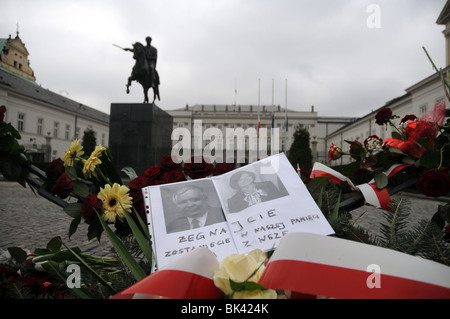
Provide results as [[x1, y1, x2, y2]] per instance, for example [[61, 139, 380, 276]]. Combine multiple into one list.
[[227, 170, 289, 213]]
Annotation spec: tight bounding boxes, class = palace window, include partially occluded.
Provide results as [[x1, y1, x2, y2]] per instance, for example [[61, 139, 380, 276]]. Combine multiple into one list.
[[65, 124, 71, 140], [17, 113, 25, 132], [37, 118, 43, 135], [419, 104, 428, 115], [53, 122, 59, 138]]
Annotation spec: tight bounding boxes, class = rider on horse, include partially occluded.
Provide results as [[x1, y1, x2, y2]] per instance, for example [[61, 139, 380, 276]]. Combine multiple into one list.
[[124, 36, 160, 103]]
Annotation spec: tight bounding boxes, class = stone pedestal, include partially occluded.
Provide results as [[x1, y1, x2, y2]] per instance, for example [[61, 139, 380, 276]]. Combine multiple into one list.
[[109, 103, 173, 176]]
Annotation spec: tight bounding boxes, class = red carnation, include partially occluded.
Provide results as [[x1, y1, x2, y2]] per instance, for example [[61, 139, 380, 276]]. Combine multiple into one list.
[[46, 158, 65, 180], [81, 194, 102, 221], [160, 155, 182, 171], [349, 140, 362, 151], [130, 189, 143, 203], [400, 114, 417, 123], [51, 173, 73, 199], [129, 175, 150, 190], [161, 169, 187, 183], [419, 168, 450, 197], [144, 165, 162, 182], [375, 107, 392, 125]]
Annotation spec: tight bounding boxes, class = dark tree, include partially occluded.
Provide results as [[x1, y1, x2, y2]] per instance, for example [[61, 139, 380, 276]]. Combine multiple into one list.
[[82, 128, 96, 155], [288, 127, 313, 171]]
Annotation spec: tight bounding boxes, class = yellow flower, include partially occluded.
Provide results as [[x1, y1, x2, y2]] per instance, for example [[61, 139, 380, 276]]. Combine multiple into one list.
[[91, 144, 107, 158], [62, 139, 84, 166], [97, 183, 132, 223], [213, 249, 268, 296], [82, 145, 106, 178]]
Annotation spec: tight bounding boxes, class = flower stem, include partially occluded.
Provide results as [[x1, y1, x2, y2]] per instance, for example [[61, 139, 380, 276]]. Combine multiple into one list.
[[97, 167, 112, 186]]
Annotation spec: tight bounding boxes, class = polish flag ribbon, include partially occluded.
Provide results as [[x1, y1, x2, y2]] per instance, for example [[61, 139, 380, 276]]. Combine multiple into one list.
[[259, 232, 450, 299], [309, 162, 411, 210], [110, 247, 223, 299], [111, 233, 450, 299]]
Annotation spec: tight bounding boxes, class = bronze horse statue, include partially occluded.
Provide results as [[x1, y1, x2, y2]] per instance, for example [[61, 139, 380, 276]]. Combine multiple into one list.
[[125, 42, 160, 104]]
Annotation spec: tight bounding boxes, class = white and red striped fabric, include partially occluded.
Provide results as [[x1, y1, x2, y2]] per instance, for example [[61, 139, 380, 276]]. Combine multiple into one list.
[[112, 233, 450, 299], [259, 232, 450, 299], [111, 247, 223, 299], [310, 162, 411, 210]]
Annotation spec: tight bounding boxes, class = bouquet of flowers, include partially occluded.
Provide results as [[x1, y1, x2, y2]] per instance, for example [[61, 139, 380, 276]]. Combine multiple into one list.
[[328, 102, 448, 189], [326, 101, 450, 236]]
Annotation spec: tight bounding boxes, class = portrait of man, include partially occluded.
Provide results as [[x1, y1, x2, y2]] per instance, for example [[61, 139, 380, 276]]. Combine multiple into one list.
[[227, 170, 289, 214], [162, 181, 226, 233]]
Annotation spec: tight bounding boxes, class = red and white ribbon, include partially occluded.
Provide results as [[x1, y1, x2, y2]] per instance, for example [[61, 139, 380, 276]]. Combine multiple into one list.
[[111, 233, 450, 299], [111, 247, 222, 299], [259, 232, 450, 299], [310, 162, 411, 210]]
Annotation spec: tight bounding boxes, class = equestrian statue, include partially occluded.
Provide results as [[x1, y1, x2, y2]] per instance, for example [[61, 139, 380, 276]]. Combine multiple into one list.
[[115, 36, 160, 104]]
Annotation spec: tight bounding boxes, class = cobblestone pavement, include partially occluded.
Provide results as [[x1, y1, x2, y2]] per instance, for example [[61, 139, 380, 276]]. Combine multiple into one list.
[[0, 181, 114, 257], [1, 181, 449, 259]]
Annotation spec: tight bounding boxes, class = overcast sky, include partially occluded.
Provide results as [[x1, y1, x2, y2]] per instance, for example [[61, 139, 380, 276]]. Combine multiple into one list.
[[1, 0, 447, 117]]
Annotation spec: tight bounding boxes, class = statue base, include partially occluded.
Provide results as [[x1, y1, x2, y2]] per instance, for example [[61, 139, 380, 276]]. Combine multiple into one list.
[[109, 103, 173, 177]]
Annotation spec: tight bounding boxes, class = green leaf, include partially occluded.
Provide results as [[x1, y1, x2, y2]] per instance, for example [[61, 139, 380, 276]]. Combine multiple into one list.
[[69, 216, 81, 239], [121, 204, 153, 264], [342, 161, 360, 178], [388, 146, 404, 155], [316, 186, 324, 210], [132, 206, 151, 240], [64, 166, 78, 180], [415, 137, 432, 150], [87, 222, 103, 242], [7, 247, 28, 263], [329, 190, 341, 225], [375, 151, 390, 166], [374, 172, 388, 189], [63, 202, 83, 219], [307, 176, 332, 194], [72, 181, 90, 198], [98, 149, 122, 185], [391, 131, 403, 140], [61, 241, 117, 295], [47, 236, 62, 251], [1, 159, 22, 180], [46, 261, 96, 299], [95, 211, 147, 281], [420, 150, 441, 169], [229, 279, 265, 292], [121, 166, 138, 180]]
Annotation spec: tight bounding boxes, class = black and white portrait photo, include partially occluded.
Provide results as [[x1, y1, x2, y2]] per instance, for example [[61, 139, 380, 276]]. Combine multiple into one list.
[[225, 165, 289, 213], [160, 180, 226, 233], [144, 153, 334, 267]]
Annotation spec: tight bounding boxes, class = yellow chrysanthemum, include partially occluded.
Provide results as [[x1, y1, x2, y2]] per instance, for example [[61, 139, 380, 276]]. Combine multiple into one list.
[[82, 145, 106, 178], [91, 144, 107, 158], [62, 139, 84, 167], [97, 183, 132, 223]]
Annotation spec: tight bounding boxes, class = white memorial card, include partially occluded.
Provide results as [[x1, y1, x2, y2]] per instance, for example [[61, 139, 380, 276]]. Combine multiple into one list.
[[144, 153, 334, 268]]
